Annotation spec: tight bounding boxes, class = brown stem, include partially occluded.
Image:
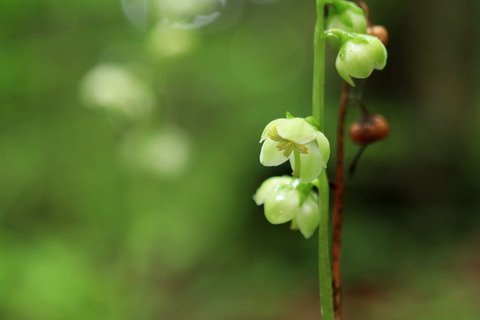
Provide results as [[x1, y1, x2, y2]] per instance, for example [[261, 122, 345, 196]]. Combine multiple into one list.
[[332, 81, 350, 320], [355, 1, 373, 27]]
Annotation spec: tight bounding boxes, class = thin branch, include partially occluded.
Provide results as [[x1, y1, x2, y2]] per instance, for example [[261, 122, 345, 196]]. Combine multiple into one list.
[[332, 81, 350, 320]]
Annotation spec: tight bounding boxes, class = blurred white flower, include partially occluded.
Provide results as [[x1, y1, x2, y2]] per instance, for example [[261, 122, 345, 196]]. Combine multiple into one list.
[[148, 23, 197, 57], [120, 125, 191, 178], [247, 0, 281, 4], [121, 0, 150, 30], [80, 63, 156, 119], [155, 0, 224, 17]]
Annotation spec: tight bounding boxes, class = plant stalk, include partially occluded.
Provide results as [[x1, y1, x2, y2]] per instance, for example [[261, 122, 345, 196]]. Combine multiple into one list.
[[318, 170, 333, 320], [332, 81, 350, 320], [313, 1, 334, 319], [313, 1, 326, 129]]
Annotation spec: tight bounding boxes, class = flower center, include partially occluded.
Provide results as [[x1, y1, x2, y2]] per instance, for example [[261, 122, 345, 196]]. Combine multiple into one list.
[[268, 127, 309, 158]]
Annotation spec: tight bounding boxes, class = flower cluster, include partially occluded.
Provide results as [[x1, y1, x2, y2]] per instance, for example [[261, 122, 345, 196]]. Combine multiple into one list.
[[254, 0, 388, 239], [323, 0, 388, 86], [255, 115, 329, 238]]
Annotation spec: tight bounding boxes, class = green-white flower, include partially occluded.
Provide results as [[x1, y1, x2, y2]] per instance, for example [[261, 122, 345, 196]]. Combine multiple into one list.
[[335, 34, 387, 86], [327, 0, 367, 35], [254, 176, 320, 239], [259, 117, 330, 184]]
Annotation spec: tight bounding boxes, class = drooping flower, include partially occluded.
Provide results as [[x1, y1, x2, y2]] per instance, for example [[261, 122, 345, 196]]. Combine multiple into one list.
[[335, 33, 387, 86], [259, 117, 330, 184], [254, 176, 320, 239]]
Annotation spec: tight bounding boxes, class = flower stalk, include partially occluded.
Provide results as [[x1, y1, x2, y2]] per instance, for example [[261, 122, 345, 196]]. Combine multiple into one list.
[[312, 0, 327, 126], [313, 1, 334, 319]]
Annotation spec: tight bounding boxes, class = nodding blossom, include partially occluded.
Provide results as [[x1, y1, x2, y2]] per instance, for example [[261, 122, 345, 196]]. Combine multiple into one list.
[[259, 117, 330, 184], [254, 176, 320, 239], [335, 33, 387, 86]]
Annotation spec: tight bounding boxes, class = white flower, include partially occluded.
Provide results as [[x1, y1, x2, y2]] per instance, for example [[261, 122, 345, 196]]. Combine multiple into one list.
[[254, 176, 320, 239], [335, 34, 387, 86], [259, 117, 330, 184]]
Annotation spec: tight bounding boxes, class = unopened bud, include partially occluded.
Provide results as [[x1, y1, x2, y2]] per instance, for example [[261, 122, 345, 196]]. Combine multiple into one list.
[[367, 25, 389, 46], [334, 33, 387, 86], [327, 1, 367, 34], [349, 114, 389, 145]]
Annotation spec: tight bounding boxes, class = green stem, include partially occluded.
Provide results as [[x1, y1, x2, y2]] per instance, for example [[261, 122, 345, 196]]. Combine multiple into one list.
[[313, 0, 329, 129], [313, 1, 334, 319], [318, 170, 334, 320], [312, 16, 324, 125]]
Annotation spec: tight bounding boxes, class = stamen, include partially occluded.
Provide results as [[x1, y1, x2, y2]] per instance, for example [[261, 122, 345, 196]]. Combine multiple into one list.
[[268, 126, 309, 157], [276, 143, 294, 157], [268, 127, 284, 142], [295, 144, 309, 154]]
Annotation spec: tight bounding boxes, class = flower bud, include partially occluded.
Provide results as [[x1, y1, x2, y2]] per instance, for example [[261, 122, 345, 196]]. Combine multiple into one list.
[[254, 176, 294, 206], [254, 176, 320, 239], [349, 114, 389, 145], [335, 34, 387, 86], [367, 25, 389, 46], [263, 189, 302, 225], [327, 1, 367, 34]]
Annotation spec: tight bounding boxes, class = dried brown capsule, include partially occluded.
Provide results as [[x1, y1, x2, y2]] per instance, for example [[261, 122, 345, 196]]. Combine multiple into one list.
[[367, 25, 389, 46], [349, 114, 389, 145]]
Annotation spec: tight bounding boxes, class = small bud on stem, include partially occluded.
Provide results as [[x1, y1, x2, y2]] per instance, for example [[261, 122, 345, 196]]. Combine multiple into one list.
[[367, 25, 389, 46], [349, 114, 389, 145]]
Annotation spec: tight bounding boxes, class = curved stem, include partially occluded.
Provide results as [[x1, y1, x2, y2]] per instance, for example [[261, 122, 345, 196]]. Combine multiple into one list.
[[332, 81, 350, 320], [313, 1, 334, 320], [348, 145, 367, 178], [355, 1, 373, 27]]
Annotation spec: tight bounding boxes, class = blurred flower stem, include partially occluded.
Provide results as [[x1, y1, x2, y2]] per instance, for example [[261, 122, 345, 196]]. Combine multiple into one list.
[[313, 0, 334, 319], [332, 81, 350, 320]]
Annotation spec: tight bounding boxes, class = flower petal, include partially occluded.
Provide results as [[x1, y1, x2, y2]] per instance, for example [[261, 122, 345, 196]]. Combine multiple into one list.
[[335, 50, 355, 86], [264, 190, 299, 224], [254, 176, 294, 205], [344, 42, 375, 79], [260, 138, 289, 167], [296, 196, 320, 239], [316, 132, 330, 168], [276, 118, 317, 145], [290, 217, 299, 230], [292, 141, 323, 183], [260, 118, 285, 143]]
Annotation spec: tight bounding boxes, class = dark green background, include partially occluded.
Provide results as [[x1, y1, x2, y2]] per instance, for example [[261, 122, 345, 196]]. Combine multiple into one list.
[[1, 0, 480, 319]]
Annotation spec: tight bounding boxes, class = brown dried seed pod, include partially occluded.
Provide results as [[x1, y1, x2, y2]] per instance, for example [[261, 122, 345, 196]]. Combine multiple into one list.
[[349, 114, 389, 145], [367, 25, 389, 46]]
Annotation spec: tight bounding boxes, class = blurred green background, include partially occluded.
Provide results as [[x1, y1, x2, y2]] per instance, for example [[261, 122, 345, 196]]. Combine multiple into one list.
[[1, 0, 480, 319]]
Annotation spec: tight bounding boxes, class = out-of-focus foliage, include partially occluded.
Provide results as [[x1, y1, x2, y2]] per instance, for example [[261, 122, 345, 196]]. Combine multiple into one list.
[[1, 0, 480, 319]]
